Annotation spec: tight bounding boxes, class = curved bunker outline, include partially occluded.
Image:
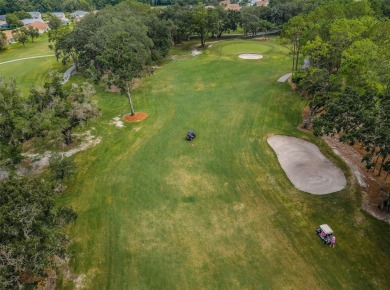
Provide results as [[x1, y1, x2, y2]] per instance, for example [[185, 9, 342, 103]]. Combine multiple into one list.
[[267, 135, 346, 195]]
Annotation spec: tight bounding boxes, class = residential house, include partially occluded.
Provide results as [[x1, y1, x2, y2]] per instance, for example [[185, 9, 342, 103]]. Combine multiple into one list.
[[27, 12, 42, 19], [255, 0, 269, 7], [219, 0, 230, 6], [0, 20, 9, 29], [219, 0, 241, 11], [53, 12, 70, 24], [24, 21, 49, 34], [70, 10, 89, 21], [0, 15, 6, 21], [21, 19, 45, 25], [53, 12, 65, 19], [2, 30, 15, 44], [225, 4, 241, 11]]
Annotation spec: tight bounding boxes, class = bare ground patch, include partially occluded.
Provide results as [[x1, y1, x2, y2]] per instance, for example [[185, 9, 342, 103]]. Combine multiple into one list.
[[323, 136, 390, 223], [0, 131, 102, 180]]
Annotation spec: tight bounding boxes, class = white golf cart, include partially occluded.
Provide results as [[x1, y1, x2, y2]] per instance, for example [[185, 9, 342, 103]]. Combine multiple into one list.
[[316, 224, 334, 245]]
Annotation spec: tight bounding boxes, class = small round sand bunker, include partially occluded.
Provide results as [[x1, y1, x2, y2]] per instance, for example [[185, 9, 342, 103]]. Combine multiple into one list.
[[267, 135, 346, 195], [238, 53, 263, 60]]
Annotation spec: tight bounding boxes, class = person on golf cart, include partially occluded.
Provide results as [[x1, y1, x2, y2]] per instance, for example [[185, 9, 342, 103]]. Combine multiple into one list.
[[316, 224, 334, 245]]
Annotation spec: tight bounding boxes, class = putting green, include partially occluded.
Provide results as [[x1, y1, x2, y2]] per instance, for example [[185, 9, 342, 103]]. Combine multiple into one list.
[[218, 41, 272, 55]]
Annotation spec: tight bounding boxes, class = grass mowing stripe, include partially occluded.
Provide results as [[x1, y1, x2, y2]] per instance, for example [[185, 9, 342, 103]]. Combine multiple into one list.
[[3, 38, 387, 289]]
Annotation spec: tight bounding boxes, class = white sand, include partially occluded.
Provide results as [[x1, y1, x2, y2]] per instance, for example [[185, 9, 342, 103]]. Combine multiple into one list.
[[238, 54, 263, 59], [110, 116, 124, 128], [192, 49, 202, 56], [267, 135, 346, 195]]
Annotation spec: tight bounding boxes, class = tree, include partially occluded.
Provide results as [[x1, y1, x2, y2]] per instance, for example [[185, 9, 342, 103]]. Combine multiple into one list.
[[282, 15, 307, 72], [296, 68, 332, 129], [49, 154, 75, 180], [161, 4, 192, 44], [26, 26, 39, 43], [0, 31, 7, 51], [241, 7, 260, 36], [339, 39, 380, 90], [302, 35, 330, 69], [0, 78, 31, 165], [0, 177, 76, 289], [93, 26, 152, 116], [258, 19, 273, 39], [47, 13, 62, 30], [12, 27, 28, 47], [48, 25, 79, 70], [191, 5, 209, 47], [145, 16, 172, 62], [5, 13, 22, 29], [60, 82, 100, 144]]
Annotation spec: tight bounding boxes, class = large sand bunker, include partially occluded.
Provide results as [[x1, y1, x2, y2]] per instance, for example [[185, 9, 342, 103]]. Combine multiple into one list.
[[267, 135, 346, 195], [238, 53, 263, 59]]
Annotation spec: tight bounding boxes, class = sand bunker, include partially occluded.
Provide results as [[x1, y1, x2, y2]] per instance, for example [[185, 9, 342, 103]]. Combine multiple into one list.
[[238, 54, 263, 59], [267, 135, 346, 195]]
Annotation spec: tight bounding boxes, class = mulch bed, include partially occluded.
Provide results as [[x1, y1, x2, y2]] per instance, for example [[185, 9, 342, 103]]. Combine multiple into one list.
[[123, 112, 148, 122]]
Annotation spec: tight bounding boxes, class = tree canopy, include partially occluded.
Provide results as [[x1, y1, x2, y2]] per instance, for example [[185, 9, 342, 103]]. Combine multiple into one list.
[[0, 177, 76, 289], [283, 0, 390, 177]]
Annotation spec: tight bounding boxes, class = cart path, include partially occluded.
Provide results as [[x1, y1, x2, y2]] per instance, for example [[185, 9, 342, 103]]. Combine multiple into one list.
[[62, 64, 76, 84], [277, 73, 292, 82], [0, 54, 55, 65], [277, 59, 310, 82]]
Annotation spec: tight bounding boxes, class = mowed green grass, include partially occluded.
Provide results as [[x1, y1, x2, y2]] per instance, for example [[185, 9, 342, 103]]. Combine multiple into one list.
[[0, 34, 68, 93], [0, 34, 53, 62], [2, 38, 389, 289]]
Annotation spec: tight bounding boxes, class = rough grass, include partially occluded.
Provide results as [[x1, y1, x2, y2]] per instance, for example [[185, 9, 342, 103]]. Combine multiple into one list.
[[2, 38, 390, 289]]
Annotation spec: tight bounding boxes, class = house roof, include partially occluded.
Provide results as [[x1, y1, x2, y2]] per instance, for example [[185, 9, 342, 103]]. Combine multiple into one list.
[[53, 12, 65, 18], [21, 19, 45, 25], [25, 21, 49, 31], [2, 30, 13, 42], [27, 11, 42, 19], [219, 0, 230, 6], [255, 0, 269, 6], [0, 15, 6, 21], [71, 10, 89, 17], [225, 4, 241, 11]]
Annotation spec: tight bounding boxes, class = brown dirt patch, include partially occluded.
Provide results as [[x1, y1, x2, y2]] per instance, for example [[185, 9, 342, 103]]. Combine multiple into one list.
[[323, 136, 390, 223], [106, 85, 121, 93], [123, 112, 148, 123], [288, 78, 297, 90]]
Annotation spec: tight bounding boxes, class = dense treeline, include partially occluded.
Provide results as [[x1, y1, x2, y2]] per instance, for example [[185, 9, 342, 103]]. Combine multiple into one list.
[[0, 177, 76, 289], [0, 74, 97, 288], [283, 0, 389, 177], [0, 0, 123, 14]]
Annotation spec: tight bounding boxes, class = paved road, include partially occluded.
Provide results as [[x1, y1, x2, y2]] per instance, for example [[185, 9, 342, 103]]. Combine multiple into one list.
[[0, 54, 55, 65]]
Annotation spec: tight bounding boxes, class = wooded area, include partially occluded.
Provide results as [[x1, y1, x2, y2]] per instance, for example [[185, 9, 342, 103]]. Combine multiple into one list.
[[282, 0, 389, 178]]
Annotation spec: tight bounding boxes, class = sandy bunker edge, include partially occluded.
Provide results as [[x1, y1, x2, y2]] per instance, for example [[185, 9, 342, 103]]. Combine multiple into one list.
[[238, 53, 263, 59], [267, 135, 346, 195]]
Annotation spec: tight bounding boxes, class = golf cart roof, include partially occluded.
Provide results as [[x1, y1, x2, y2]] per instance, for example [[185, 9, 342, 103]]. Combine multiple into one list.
[[320, 224, 333, 235]]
